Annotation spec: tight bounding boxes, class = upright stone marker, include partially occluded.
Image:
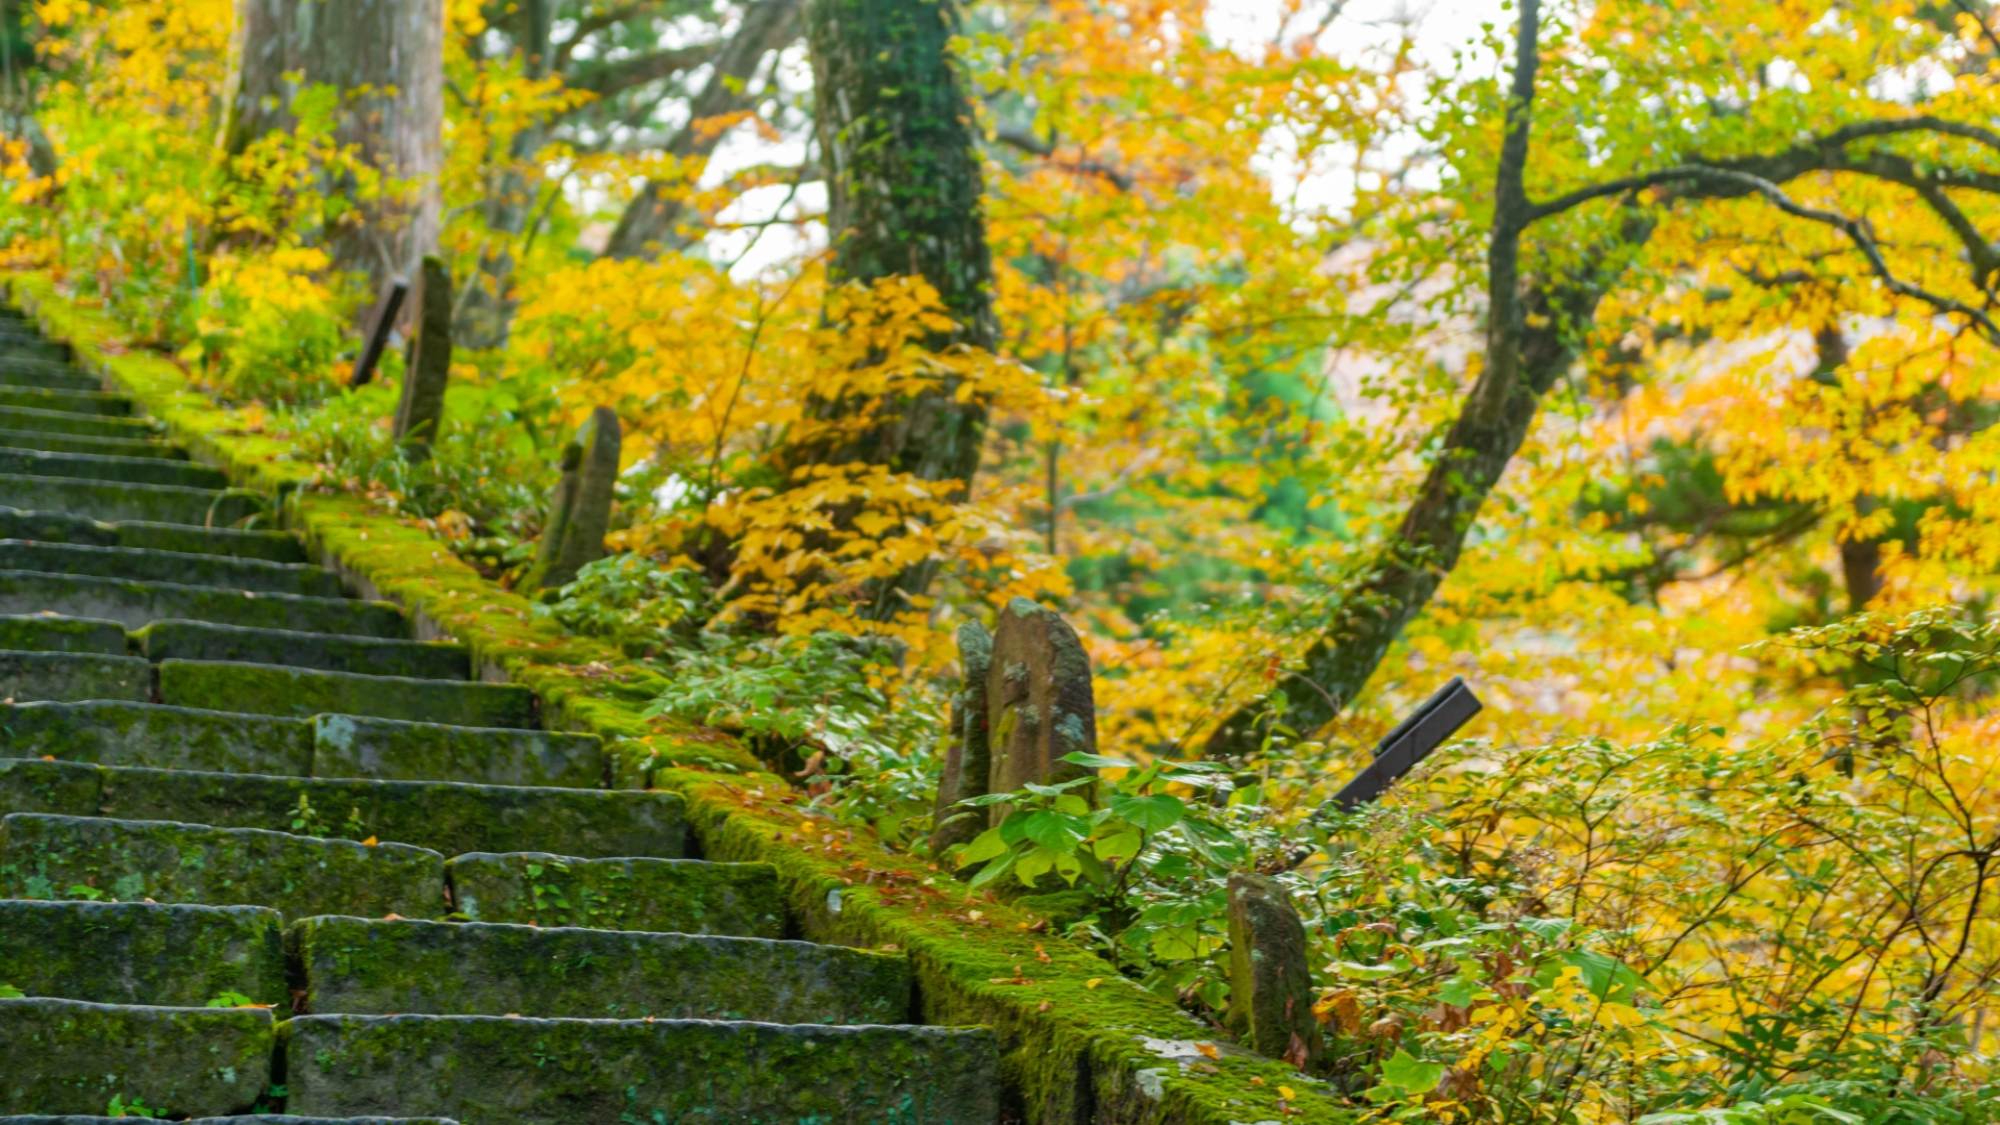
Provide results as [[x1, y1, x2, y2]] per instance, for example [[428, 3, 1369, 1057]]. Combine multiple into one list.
[[392, 255, 452, 458], [930, 620, 993, 854], [528, 406, 622, 590], [349, 276, 408, 389], [984, 597, 1095, 822], [1224, 873, 1324, 1069]]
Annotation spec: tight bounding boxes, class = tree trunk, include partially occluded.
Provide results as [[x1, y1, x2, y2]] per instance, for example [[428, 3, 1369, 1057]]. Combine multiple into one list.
[[774, 0, 998, 620], [455, 0, 552, 349], [222, 0, 444, 297], [601, 0, 803, 261]]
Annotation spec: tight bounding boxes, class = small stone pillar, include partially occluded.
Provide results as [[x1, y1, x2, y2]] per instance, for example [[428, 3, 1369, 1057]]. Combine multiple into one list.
[[1224, 873, 1323, 1068], [528, 406, 621, 590], [930, 620, 994, 854], [984, 597, 1095, 822], [392, 255, 452, 457]]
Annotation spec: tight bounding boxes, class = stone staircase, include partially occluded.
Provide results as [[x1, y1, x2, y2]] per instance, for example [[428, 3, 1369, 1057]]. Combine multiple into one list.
[[0, 309, 1000, 1123]]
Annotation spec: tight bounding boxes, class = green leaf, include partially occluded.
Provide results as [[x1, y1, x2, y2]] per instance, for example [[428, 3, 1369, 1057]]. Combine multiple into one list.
[[1437, 976, 1481, 1007], [1108, 793, 1184, 832], [1379, 1049, 1445, 1094], [1093, 829, 1143, 862], [1061, 751, 1137, 770], [1329, 960, 1403, 981], [955, 826, 1008, 867], [1020, 810, 1090, 852]]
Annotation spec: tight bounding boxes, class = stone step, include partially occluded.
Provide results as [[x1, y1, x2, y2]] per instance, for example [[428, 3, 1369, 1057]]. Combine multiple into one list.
[[0, 337, 71, 365], [0, 701, 314, 774], [0, 998, 274, 1117], [291, 916, 911, 1023], [158, 660, 534, 727], [1, 702, 604, 789], [0, 447, 226, 488], [0, 427, 179, 457], [0, 506, 303, 561], [0, 650, 150, 703], [88, 762, 686, 858], [0, 542, 340, 597], [0, 614, 125, 654], [446, 851, 782, 937], [310, 714, 602, 787], [280, 1014, 1001, 1123], [138, 621, 466, 679], [0, 387, 129, 417], [0, 474, 261, 526], [0, 405, 153, 439], [0, 899, 286, 1008], [0, 573, 402, 636], [0, 814, 445, 918], [0, 1118, 457, 1123]]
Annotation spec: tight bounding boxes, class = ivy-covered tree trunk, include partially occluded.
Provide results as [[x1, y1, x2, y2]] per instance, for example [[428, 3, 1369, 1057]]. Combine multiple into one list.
[[783, 0, 998, 618], [222, 0, 444, 297]]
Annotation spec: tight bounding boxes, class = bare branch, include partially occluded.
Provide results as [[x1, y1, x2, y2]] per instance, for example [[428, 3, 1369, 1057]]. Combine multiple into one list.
[[990, 125, 1134, 191]]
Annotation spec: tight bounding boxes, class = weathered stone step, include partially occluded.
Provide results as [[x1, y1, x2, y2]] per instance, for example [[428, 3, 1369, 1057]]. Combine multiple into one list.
[[0, 900, 286, 1007], [0, 387, 128, 416], [0, 573, 402, 635], [138, 621, 466, 678], [0, 650, 150, 703], [0, 473, 261, 525], [0, 336, 70, 365], [0, 814, 445, 917], [0, 998, 273, 1117], [281, 1014, 1001, 1123], [447, 851, 782, 936], [2, 703, 604, 789], [0, 614, 125, 654], [291, 916, 910, 1023], [0, 542, 339, 597], [0, 1118, 457, 1123], [90, 763, 685, 857], [0, 446, 226, 488], [0, 405, 152, 439], [0, 427, 178, 458], [158, 660, 533, 727], [0, 363, 98, 390], [311, 714, 602, 787], [0, 506, 303, 561], [0, 701, 315, 775]]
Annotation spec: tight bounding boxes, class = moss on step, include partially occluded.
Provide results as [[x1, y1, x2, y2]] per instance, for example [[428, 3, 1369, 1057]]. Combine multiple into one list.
[[0, 813, 446, 917], [94, 764, 687, 858], [0, 613, 126, 654], [0, 386, 129, 416], [0, 900, 286, 1007], [0, 448, 223, 488], [0, 542, 339, 597], [0, 573, 400, 635], [0, 473, 261, 526], [0, 701, 315, 775], [290, 915, 911, 1023], [0, 650, 150, 703], [157, 661, 534, 727], [311, 714, 600, 787], [0, 757, 100, 817], [0, 405, 152, 438], [281, 1014, 1000, 1123], [139, 622, 463, 678], [0, 1118, 458, 1124], [445, 851, 782, 936], [0, 507, 301, 561], [0, 427, 176, 458], [0, 997, 273, 1117]]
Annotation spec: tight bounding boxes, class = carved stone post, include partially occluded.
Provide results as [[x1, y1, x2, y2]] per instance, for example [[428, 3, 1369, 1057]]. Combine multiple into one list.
[[392, 256, 452, 458], [1224, 873, 1323, 1069], [984, 597, 1095, 823], [528, 406, 621, 590], [930, 620, 993, 854]]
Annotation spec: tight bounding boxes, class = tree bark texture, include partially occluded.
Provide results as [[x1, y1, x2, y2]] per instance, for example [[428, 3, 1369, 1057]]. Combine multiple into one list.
[[223, 0, 444, 297]]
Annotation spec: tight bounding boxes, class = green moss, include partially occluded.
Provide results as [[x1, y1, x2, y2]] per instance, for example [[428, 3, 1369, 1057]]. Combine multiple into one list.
[[446, 851, 783, 936], [0, 701, 316, 775], [0, 900, 286, 1007], [0, 386, 129, 416], [0, 446, 225, 487], [291, 915, 910, 1023], [0, 650, 151, 704], [1, 542, 338, 596], [0, 426, 173, 457], [0, 997, 273, 1117], [140, 622, 463, 677], [0, 473, 260, 525], [157, 660, 534, 727], [94, 763, 686, 858], [0, 405, 153, 439], [0, 572, 397, 635], [0, 758, 101, 818], [281, 1014, 999, 1122], [311, 714, 603, 788], [0, 613, 126, 655], [0, 812, 446, 918]]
